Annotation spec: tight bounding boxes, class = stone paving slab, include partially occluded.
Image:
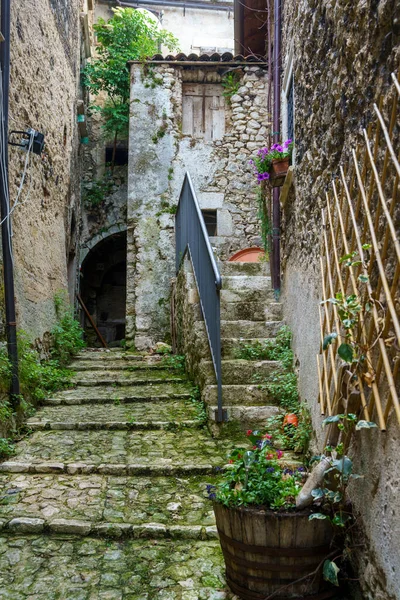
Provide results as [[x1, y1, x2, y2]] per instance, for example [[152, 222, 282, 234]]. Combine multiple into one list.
[[27, 401, 201, 429], [10, 430, 229, 467], [0, 536, 236, 599], [45, 383, 194, 406], [0, 474, 217, 527]]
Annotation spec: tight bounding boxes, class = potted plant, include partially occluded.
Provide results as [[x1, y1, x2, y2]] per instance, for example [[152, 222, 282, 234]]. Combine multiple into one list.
[[249, 139, 293, 187], [209, 430, 335, 600]]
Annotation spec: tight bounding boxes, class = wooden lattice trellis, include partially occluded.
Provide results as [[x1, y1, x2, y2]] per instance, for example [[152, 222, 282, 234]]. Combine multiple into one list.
[[317, 72, 400, 432]]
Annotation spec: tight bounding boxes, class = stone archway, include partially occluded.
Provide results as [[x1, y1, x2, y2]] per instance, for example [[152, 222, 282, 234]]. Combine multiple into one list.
[[80, 231, 127, 346]]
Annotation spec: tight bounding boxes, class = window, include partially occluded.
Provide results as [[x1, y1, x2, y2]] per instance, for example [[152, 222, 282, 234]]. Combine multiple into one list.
[[202, 210, 217, 236], [182, 84, 225, 141], [105, 146, 128, 166], [282, 47, 295, 151]]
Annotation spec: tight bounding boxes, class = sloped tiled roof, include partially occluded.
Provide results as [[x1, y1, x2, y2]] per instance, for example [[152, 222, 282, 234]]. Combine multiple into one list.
[[128, 52, 267, 64]]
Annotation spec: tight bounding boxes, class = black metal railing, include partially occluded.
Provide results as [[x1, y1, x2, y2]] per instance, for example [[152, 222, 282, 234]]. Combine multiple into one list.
[[175, 172, 226, 423]]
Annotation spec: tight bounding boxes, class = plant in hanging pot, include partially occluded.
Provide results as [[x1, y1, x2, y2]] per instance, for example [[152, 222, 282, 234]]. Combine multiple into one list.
[[249, 139, 293, 187], [209, 429, 336, 600]]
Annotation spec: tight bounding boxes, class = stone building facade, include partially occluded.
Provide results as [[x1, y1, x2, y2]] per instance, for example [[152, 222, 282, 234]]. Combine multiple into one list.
[[126, 56, 269, 348], [278, 1, 400, 598], [0, 0, 93, 345]]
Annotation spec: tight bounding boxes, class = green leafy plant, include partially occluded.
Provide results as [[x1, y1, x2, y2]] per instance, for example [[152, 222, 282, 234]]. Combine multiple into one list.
[[52, 293, 86, 366], [161, 353, 185, 372], [236, 325, 293, 370], [0, 437, 14, 459], [82, 7, 179, 169], [82, 175, 116, 208], [0, 347, 11, 394], [221, 71, 241, 104], [210, 430, 306, 509], [309, 414, 377, 586]]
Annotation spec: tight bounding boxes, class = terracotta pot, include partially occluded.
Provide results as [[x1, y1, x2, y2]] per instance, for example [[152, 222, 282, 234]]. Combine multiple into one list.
[[283, 413, 299, 428], [271, 157, 290, 176], [268, 157, 290, 187]]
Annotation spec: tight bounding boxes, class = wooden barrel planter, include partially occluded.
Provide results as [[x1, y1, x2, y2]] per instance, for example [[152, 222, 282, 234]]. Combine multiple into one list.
[[213, 503, 335, 600]]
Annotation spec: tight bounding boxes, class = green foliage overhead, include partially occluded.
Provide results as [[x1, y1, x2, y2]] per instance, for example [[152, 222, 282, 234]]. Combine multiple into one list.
[[83, 7, 179, 150]]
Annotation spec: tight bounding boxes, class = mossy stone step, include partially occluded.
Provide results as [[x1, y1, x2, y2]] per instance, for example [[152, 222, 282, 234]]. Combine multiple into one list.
[[203, 384, 278, 406], [0, 536, 232, 598], [221, 337, 276, 358], [220, 319, 284, 338], [220, 301, 282, 322], [45, 383, 194, 406], [8, 430, 229, 468], [0, 473, 217, 528], [69, 360, 177, 372], [199, 359, 283, 386], [27, 401, 203, 431], [72, 370, 187, 386], [219, 261, 269, 276]]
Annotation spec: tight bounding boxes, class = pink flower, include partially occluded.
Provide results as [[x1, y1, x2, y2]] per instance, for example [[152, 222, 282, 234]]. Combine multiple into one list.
[[277, 450, 284, 460]]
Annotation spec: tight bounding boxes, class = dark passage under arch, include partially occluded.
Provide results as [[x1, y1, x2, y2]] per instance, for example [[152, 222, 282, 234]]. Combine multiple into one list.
[[80, 232, 127, 346]]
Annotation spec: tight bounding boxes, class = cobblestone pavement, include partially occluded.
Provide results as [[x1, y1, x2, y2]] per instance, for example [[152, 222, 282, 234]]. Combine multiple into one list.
[[0, 351, 239, 599]]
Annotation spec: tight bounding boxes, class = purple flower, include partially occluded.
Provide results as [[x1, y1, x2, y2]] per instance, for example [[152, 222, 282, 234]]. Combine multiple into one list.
[[266, 467, 275, 473], [283, 139, 292, 147], [284, 468, 293, 475], [257, 173, 264, 181], [206, 484, 216, 493], [208, 493, 217, 500], [249, 159, 254, 165], [262, 173, 270, 180], [275, 145, 283, 152], [297, 467, 305, 472]]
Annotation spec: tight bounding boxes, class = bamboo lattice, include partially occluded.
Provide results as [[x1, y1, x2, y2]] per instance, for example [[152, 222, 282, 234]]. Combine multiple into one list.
[[317, 72, 400, 432]]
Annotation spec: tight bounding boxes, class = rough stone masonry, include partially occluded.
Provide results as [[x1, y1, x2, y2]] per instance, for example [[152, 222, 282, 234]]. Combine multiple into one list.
[[126, 58, 270, 349]]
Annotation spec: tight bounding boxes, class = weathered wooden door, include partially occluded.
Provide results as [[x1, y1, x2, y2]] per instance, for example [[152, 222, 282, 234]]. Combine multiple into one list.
[[182, 83, 225, 141]]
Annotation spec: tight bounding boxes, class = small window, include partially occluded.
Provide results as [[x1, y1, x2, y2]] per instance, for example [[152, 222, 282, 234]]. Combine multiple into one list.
[[182, 84, 225, 141], [105, 146, 128, 166], [202, 210, 217, 237]]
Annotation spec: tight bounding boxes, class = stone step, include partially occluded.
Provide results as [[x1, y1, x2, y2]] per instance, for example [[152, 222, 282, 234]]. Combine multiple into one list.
[[76, 350, 144, 360], [206, 404, 281, 424], [5, 430, 229, 470], [199, 359, 282, 386], [221, 337, 275, 358], [220, 275, 273, 304], [27, 400, 203, 431], [69, 360, 175, 372], [221, 301, 282, 321], [0, 537, 227, 597], [221, 320, 284, 338], [202, 384, 277, 406], [219, 261, 270, 276], [72, 370, 187, 386], [45, 383, 194, 406], [0, 472, 217, 531]]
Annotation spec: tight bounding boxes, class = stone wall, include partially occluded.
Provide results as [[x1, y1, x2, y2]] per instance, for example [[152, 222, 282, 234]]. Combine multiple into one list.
[[127, 60, 269, 348], [1, 0, 85, 342], [280, 1, 400, 598]]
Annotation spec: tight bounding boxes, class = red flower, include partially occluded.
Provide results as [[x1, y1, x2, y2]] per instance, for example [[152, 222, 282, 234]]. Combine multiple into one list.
[[277, 450, 284, 459], [266, 453, 274, 460], [263, 434, 272, 439], [246, 430, 253, 436], [229, 459, 234, 464], [252, 445, 257, 450], [237, 453, 242, 459]]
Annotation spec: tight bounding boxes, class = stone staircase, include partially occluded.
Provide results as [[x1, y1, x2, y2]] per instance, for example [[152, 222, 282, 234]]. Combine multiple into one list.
[[0, 351, 239, 599], [198, 261, 285, 427]]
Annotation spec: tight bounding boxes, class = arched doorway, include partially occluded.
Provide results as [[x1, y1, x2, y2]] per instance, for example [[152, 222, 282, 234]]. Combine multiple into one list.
[[80, 232, 127, 346]]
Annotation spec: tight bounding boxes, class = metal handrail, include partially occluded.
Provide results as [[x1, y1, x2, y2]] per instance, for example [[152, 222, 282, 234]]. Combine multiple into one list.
[[175, 172, 226, 423]]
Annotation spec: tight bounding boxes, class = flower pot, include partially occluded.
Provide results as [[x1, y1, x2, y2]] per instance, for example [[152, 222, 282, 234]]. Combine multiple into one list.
[[269, 157, 290, 187], [213, 503, 335, 600]]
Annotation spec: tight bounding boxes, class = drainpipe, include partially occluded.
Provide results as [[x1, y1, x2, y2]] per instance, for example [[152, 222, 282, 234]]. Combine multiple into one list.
[[272, 0, 281, 295], [0, 0, 20, 402]]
